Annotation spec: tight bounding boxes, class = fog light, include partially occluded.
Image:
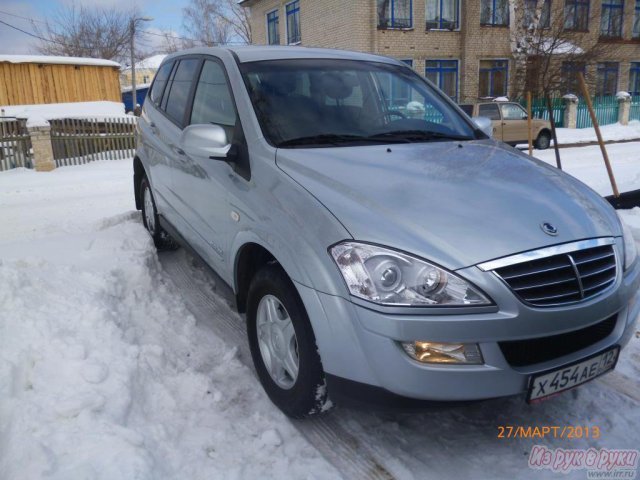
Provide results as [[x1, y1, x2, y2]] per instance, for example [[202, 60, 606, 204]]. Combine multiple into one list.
[[401, 341, 483, 364]]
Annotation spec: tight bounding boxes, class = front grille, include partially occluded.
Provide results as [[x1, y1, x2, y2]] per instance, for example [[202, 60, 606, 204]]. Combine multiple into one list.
[[499, 315, 617, 367], [493, 244, 617, 307]]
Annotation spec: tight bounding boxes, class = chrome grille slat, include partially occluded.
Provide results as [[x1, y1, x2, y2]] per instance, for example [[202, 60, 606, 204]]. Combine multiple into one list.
[[579, 264, 616, 279], [499, 263, 573, 280], [573, 252, 615, 265], [512, 275, 577, 291], [492, 243, 617, 307]]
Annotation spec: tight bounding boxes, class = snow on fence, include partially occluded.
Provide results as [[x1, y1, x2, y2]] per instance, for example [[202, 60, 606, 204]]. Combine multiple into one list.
[[0, 118, 32, 171], [49, 117, 136, 167]]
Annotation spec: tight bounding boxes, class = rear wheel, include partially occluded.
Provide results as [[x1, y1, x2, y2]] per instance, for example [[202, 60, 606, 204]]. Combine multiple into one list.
[[247, 263, 332, 418], [140, 176, 177, 250], [535, 131, 551, 150]]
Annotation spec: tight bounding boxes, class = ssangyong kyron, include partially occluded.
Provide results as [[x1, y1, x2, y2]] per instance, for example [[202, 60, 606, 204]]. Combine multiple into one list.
[[134, 46, 639, 418]]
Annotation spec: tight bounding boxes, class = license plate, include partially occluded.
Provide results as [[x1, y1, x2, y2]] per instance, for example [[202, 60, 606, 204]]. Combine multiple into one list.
[[527, 346, 620, 403]]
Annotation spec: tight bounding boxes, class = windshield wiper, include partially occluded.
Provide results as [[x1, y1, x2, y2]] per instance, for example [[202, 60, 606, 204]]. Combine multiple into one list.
[[368, 130, 473, 142], [277, 133, 409, 147]]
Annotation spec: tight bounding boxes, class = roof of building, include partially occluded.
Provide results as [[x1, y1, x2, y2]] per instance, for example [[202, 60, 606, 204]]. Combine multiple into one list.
[[163, 45, 400, 66], [0, 54, 120, 67], [121, 54, 167, 72]]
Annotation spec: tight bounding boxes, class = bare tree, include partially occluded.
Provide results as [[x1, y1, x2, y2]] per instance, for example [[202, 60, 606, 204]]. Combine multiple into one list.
[[182, 0, 242, 46], [215, 0, 252, 44], [508, 1, 619, 99], [34, 3, 134, 61]]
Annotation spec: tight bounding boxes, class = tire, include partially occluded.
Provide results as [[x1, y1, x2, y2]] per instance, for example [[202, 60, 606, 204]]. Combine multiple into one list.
[[535, 131, 551, 150], [246, 263, 332, 418], [140, 176, 178, 250]]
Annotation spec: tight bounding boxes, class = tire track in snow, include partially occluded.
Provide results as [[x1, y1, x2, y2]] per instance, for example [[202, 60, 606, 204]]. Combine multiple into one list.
[[158, 250, 395, 480]]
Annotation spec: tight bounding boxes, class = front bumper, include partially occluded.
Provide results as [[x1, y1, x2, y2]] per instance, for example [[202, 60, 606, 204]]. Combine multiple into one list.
[[298, 252, 640, 403]]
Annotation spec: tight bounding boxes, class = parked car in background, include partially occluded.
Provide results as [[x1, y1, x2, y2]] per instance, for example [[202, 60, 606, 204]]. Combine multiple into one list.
[[134, 46, 639, 419], [460, 101, 552, 149]]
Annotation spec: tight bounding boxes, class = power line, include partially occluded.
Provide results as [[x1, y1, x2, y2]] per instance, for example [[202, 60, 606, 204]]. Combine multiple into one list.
[[0, 9, 47, 25], [0, 19, 91, 51]]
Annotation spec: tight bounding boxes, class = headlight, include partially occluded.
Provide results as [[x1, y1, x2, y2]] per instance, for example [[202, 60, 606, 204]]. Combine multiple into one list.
[[618, 214, 638, 271], [329, 242, 492, 306]]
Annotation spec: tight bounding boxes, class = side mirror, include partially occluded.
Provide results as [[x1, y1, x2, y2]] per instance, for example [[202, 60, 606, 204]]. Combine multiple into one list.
[[180, 124, 231, 160], [473, 116, 493, 138]]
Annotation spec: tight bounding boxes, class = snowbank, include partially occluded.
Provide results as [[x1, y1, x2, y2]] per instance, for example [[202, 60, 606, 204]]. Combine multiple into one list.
[[0, 160, 339, 480], [0, 54, 119, 68], [0, 101, 127, 127]]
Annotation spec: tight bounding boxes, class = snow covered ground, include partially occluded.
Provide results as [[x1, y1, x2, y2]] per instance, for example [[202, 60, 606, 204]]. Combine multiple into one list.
[[0, 143, 639, 479], [516, 120, 640, 149], [533, 141, 640, 197], [0, 162, 338, 480]]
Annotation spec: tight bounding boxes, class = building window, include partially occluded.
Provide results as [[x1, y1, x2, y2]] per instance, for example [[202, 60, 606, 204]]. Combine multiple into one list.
[[524, 0, 551, 28], [267, 9, 280, 45], [629, 62, 640, 94], [561, 61, 586, 94], [425, 60, 459, 101], [479, 60, 508, 98], [286, 1, 301, 44], [480, 0, 509, 26], [377, 0, 413, 29], [596, 62, 619, 96], [633, 0, 640, 37], [564, 0, 590, 30], [600, 0, 624, 37], [426, 0, 459, 30]]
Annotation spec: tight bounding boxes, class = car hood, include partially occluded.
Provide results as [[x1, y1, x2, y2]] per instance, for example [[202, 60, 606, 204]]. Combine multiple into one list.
[[276, 140, 621, 270]]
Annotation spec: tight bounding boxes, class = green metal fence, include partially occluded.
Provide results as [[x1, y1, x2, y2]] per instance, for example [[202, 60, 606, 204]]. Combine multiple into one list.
[[630, 95, 640, 122], [518, 97, 565, 128], [576, 96, 619, 128]]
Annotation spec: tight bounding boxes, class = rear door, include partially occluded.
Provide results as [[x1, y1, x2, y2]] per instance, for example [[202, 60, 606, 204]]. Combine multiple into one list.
[[499, 102, 529, 144], [140, 60, 175, 212], [477, 103, 502, 140], [150, 57, 201, 228]]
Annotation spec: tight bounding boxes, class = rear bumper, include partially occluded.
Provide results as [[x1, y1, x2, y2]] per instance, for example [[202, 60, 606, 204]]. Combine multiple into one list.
[[298, 257, 640, 404]]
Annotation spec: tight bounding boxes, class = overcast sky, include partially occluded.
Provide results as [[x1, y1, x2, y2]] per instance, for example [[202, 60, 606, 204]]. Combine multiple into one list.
[[0, 0, 186, 56]]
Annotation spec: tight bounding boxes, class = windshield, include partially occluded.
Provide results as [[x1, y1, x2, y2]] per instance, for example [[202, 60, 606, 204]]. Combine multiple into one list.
[[239, 59, 479, 148]]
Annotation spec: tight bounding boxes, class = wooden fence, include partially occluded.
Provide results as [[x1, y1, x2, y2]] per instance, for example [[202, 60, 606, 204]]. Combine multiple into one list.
[[49, 117, 137, 167], [0, 118, 32, 171]]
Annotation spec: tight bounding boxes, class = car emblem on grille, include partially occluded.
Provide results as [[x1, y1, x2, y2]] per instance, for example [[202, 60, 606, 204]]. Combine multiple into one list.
[[540, 222, 558, 236]]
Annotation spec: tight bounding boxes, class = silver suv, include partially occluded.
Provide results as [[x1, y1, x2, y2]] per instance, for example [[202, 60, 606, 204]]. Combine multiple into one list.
[[134, 46, 639, 418]]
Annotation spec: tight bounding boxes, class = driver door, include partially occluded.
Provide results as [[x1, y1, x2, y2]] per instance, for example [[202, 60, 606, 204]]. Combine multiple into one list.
[[171, 57, 238, 273]]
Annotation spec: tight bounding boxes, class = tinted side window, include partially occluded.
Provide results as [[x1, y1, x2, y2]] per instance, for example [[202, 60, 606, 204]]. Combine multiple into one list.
[[478, 103, 500, 120], [190, 60, 237, 141], [149, 61, 174, 104], [164, 58, 200, 126]]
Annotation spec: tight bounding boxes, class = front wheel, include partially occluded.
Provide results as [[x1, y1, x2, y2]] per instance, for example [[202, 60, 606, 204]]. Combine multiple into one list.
[[247, 264, 332, 418], [535, 131, 551, 150], [140, 176, 177, 250]]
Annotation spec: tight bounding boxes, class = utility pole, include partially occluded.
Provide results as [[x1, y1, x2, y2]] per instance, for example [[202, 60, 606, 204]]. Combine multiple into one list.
[[129, 16, 153, 115]]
